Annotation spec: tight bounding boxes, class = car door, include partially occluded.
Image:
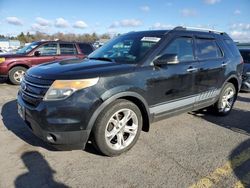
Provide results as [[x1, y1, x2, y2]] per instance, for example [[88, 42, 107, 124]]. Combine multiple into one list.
[[56, 43, 80, 61], [147, 35, 199, 116], [30, 42, 58, 66], [194, 36, 225, 101]]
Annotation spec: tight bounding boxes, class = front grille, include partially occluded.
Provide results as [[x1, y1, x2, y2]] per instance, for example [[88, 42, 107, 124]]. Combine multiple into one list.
[[20, 74, 53, 107]]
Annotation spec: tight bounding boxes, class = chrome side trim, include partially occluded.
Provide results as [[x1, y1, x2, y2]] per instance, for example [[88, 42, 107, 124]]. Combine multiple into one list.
[[150, 96, 196, 114], [149, 89, 220, 114], [195, 89, 220, 102]]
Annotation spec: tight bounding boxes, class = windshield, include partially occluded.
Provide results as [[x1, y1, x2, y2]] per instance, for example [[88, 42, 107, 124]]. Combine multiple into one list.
[[88, 33, 162, 64], [16, 42, 40, 54]]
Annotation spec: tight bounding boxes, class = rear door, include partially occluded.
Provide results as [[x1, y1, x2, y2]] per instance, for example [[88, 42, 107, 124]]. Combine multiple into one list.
[[56, 43, 80, 61], [30, 42, 58, 66], [194, 36, 225, 103]]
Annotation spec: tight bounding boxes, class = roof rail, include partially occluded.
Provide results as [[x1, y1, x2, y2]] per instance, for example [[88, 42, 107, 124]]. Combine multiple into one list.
[[172, 26, 224, 34], [164, 26, 185, 34], [172, 26, 186, 31]]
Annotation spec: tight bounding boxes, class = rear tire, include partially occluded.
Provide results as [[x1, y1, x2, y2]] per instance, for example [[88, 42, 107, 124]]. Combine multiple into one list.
[[211, 82, 236, 116], [9, 66, 27, 85], [92, 99, 142, 157]]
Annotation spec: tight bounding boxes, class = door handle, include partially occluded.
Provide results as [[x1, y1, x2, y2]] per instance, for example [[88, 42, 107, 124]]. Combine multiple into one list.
[[187, 67, 198, 72], [221, 62, 228, 67]]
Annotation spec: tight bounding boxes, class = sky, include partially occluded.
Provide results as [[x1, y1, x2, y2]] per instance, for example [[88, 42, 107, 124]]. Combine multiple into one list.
[[0, 0, 250, 41]]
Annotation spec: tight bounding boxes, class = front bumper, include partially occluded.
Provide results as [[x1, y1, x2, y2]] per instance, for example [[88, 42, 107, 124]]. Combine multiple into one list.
[[0, 64, 9, 76], [25, 116, 90, 149], [0, 75, 8, 78], [17, 89, 101, 149]]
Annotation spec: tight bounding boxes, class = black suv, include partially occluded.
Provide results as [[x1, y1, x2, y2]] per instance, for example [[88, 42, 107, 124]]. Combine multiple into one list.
[[239, 48, 250, 92], [17, 27, 243, 156]]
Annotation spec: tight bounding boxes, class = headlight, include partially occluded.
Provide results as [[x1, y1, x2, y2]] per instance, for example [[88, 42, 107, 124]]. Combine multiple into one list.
[[0, 57, 5, 64], [44, 78, 99, 101]]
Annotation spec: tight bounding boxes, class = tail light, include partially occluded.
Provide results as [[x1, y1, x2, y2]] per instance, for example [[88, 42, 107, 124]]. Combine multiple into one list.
[[240, 57, 244, 64]]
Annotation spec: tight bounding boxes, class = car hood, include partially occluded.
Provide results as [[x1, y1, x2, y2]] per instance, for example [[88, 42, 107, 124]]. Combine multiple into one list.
[[27, 58, 136, 80]]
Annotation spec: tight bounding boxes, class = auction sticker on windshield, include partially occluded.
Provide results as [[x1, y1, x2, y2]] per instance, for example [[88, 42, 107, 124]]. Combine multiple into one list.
[[141, 37, 161, 43]]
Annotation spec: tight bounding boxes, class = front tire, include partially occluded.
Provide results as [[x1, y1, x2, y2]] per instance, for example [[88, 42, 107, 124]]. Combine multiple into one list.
[[9, 66, 27, 85], [212, 82, 237, 116], [93, 99, 142, 157]]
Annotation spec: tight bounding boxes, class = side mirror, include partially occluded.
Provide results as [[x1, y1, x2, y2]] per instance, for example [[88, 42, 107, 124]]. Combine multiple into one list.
[[34, 51, 41, 57], [154, 53, 179, 66]]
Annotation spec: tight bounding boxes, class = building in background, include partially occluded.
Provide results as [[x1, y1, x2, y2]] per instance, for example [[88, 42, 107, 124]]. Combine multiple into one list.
[[93, 38, 110, 49], [0, 38, 21, 52], [236, 43, 250, 49]]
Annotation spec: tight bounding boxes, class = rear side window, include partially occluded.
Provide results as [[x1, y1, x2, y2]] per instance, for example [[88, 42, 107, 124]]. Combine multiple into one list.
[[60, 43, 77, 55], [240, 51, 250, 63], [224, 39, 241, 56], [163, 37, 194, 62], [196, 39, 223, 60], [78, 43, 93, 55]]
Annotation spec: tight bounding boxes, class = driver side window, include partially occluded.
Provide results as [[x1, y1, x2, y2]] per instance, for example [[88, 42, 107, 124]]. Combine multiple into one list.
[[37, 43, 57, 56], [162, 37, 194, 62]]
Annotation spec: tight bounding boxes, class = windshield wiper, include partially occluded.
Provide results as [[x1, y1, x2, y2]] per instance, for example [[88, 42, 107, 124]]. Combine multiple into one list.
[[88, 57, 115, 63]]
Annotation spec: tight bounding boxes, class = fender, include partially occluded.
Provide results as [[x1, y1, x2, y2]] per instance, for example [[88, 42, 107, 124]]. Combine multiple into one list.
[[224, 74, 241, 92], [8, 60, 31, 70], [86, 90, 151, 131], [100, 85, 143, 101], [214, 74, 241, 104]]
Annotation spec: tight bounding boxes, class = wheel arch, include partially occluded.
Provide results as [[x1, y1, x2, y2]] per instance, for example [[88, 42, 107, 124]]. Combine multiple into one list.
[[224, 75, 240, 93], [87, 91, 151, 134], [119, 95, 150, 132], [8, 63, 30, 73]]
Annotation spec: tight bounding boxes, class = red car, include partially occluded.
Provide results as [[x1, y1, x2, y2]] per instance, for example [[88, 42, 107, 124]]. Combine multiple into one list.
[[0, 41, 94, 84]]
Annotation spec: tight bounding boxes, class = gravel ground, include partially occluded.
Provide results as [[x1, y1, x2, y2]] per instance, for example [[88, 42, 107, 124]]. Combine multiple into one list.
[[0, 81, 249, 188]]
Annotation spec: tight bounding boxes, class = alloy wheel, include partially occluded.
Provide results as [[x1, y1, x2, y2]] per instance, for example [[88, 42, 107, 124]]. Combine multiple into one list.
[[219, 87, 235, 113], [13, 70, 25, 83], [105, 108, 138, 150]]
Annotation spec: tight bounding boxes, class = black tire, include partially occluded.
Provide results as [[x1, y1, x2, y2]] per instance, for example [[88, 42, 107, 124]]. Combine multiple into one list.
[[8, 66, 27, 85], [211, 82, 237, 116], [92, 99, 142, 157]]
